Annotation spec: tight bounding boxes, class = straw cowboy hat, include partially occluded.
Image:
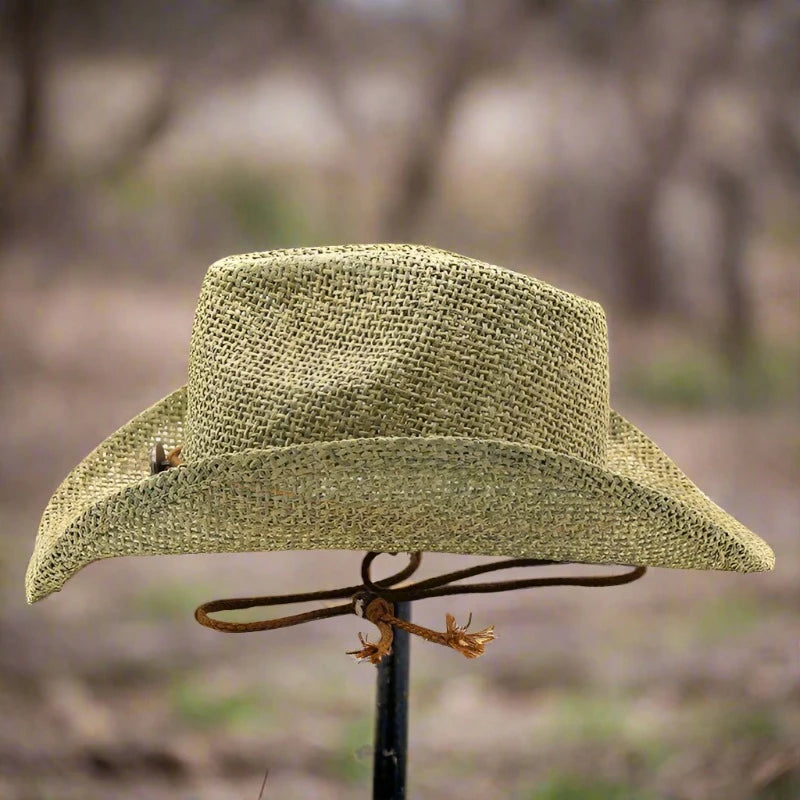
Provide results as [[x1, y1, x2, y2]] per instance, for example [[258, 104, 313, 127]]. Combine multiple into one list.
[[25, 244, 774, 604]]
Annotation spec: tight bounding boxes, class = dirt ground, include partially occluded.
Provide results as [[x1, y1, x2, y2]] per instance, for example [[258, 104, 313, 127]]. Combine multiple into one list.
[[1, 276, 798, 800]]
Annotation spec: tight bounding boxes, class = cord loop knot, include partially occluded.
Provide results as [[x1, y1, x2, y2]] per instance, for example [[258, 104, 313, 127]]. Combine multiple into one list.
[[194, 551, 646, 664]]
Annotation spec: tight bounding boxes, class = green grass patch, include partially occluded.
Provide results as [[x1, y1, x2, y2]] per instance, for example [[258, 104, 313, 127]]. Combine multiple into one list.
[[764, 206, 800, 248], [753, 766, 800, 800], [683, 702, 786, 751], [694, 594, 764, 642], [134, 582, 331, 625], [131, 583, 210, 621], [110, 174, 159, 212], [718, 707, 782, 744], [623, 346, 726, 409], [621, 340, 799, 410], [214, 168, 312, 249], [524, 774, 659, 799], [325, 714, 373, 784], [554, 694, 627, 742], [543, 693, 668, 775], [171, 678, 269, 731]]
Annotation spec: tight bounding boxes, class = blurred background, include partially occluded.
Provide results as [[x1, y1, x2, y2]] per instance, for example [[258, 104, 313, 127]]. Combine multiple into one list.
[[1, 1, 798, 798]]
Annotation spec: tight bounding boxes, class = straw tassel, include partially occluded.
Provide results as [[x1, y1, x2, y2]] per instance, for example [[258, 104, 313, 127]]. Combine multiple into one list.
[[347, 597, 495, 664]]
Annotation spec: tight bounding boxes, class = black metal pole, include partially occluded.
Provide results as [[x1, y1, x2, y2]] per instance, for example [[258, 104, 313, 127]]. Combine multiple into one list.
[[372, 600, 411, 800]]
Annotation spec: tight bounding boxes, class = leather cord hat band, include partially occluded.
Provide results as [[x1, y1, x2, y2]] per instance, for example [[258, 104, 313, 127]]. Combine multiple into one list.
[[195, 551, 646, 663]]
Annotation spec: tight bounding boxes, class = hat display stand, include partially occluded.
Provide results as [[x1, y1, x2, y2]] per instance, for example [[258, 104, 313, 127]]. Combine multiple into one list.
[[194, 549, 649, 799], [372, 599, 410, 799]]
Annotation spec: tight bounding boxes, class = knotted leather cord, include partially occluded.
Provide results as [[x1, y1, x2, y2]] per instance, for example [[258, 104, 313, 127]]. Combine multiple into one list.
[[195, 552, 646, 663], [193, 552, 421, 633]]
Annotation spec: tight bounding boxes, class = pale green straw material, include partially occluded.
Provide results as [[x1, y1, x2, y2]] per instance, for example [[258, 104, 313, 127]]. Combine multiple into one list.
[[26, 245, 774, 603]]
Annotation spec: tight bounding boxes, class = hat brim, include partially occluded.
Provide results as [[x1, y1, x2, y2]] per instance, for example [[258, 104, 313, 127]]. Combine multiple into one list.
[[26, 386, 775, 603]]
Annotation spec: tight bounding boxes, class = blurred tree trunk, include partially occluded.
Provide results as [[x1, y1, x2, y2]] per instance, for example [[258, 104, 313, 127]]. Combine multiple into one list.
[[381, 49, 472, 241], [10, 0, 47, 176], [613, 175, 665, 317], [102, 84, 175, 180], [709, 165, 754, 383], [610, 1, 738, 317], [616, 67, 717, 318], [379, 0, 524, 241]]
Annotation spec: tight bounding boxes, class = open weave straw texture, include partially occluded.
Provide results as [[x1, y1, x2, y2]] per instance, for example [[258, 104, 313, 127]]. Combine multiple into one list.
[[26, 244, 774, 603]]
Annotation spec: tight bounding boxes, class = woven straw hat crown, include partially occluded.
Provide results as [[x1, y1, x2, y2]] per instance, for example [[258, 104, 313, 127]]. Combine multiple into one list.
[[186, 246, 609, 465], [26, 245, 774, 604]]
